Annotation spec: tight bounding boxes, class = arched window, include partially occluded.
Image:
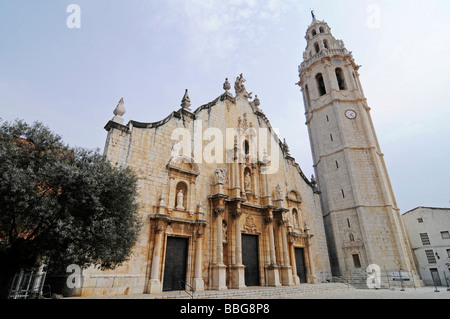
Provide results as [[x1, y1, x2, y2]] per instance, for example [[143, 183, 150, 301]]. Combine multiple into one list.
[[335, 68, 347, 90], [311, 29, 317, 37], [243, 140, 250, 155], [319, 27, 324, 33], [352, 72, 361, 92], [323, 39, 329, 49], [304, 85, 311, 108], [314, 42, 320, 53], [316, 73, 326, 96], [349, 233, 355, 242]]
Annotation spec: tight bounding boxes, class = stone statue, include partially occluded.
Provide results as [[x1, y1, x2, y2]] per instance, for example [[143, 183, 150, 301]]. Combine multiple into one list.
[[276, 184, 283, 199], [176, 189, 184, 210], [215, 167, 225, 184], [245, 171, 252, 191], [234, 73, 252, 99]]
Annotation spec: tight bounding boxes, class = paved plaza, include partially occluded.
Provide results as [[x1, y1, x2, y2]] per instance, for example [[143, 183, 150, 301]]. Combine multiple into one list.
[[68, 283, 450, 300], [283, 286, 450, 299]]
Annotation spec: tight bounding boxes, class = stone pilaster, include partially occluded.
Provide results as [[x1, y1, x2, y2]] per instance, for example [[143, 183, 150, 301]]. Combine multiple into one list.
[[264, 210, 281, 287], [229, 203, 246, 289], [147, 220, 165, 294]]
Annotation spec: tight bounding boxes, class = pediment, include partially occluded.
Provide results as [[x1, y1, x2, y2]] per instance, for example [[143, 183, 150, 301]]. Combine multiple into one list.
[[167, 156, 200, 176]]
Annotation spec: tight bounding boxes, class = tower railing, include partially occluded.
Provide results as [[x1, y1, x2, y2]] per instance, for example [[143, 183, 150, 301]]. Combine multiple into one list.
[[299, 48, 352, 73]]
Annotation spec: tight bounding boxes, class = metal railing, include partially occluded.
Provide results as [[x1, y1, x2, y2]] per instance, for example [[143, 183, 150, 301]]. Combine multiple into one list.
[[179, 280, 195, 299], [8, 271, 50, 299]]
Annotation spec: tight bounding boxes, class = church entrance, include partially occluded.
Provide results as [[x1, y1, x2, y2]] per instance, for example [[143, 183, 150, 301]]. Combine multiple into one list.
[[242, 234, 260, 287], [295, 248, 307, 283], [163, 236, 189, 291]]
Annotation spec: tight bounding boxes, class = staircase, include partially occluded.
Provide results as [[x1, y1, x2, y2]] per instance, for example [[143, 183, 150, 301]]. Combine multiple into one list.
[[148, 283, 354, 299]]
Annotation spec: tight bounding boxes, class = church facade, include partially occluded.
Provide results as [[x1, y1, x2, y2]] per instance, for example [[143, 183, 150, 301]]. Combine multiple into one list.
[[77, 15, 421, 296]]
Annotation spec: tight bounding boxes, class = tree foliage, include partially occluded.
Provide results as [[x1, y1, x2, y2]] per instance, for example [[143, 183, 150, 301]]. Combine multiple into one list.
[[0, 119, 141, 297]]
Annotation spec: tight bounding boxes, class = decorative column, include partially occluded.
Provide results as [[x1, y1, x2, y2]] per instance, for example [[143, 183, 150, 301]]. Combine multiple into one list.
[[305, 231, 317, 284], [210, 195, 228, 291], [264, 210, 281, 287], [279, 220, 294, 286], [192, 224, 206, 291], [188, 180, 196, 216], [289, 236, 301, 285], [167, 177, 176, 212], [231, 138, 241, 199], [148, 220, 165, 293], [260, 158, 272, 206], [230, 203, 246, 289]]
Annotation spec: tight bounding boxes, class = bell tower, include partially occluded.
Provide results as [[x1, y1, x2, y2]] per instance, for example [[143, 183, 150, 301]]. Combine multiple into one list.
[[298, 14, 420, 284]]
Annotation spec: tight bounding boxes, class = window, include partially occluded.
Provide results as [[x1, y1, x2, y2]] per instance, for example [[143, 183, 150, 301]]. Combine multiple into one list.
[[349, 233, 355, 242], [330, 134, 333, 142], [243, 140, 250, 155], [352, 254, 361, 268], [420, 233, 431, 245], [314, 42, 320, 53], [441, 231, 450, 239], [316, 73, 326, 96], [447, 249, 450, 258], [326, 115, 329, 122], [304, 85, 311, 108], [336, 160, 339, 169], [425, 250, 437, 264], [417, 218, 423, 223], [347, 218, 351, 228], [323, 39, 328, 49], [335, 68, 347, 90], [341, 189, 345, 199], [311, 29, 317, 37], [319, 27, 325, 33]]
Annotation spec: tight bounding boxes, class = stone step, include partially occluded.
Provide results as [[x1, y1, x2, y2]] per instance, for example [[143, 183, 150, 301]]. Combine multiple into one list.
[[149, 283, 354, 299]]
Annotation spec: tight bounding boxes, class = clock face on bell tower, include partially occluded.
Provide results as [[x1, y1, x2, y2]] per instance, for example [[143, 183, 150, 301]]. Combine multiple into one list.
[[345, 110, 357, 119]]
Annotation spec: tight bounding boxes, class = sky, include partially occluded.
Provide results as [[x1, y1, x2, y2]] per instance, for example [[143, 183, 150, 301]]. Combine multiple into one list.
[[1, 0, 449, 213]]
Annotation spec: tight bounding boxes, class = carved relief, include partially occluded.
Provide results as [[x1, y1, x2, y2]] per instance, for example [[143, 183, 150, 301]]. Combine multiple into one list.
[[214, 208, 225, 217], [223, 220, 228, 243], [242, 214, 258, 234]]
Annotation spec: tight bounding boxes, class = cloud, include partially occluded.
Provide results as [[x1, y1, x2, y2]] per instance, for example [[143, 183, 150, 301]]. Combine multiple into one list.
[[153, 0, 302, 67]]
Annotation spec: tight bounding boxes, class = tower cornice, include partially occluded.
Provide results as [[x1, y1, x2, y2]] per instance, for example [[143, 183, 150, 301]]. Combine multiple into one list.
[[299, 49, 355, 79]]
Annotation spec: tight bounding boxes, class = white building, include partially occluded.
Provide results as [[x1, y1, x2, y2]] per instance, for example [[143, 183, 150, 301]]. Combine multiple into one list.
[[402, 207, 450, 286]]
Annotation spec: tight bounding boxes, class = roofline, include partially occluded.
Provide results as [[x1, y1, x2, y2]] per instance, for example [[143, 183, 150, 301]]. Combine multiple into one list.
[[104, 91, 317, 189], [403, 206, 450, 215]]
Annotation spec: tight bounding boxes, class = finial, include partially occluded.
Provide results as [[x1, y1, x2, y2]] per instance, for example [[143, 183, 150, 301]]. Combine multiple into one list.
[[223, 78, 231, 92], [112, 97, 126, 124], [311, 10, 316, 20], [283, 138, 290, 155], [180, 89, 191, 110], [253, 95, 260, 108]]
